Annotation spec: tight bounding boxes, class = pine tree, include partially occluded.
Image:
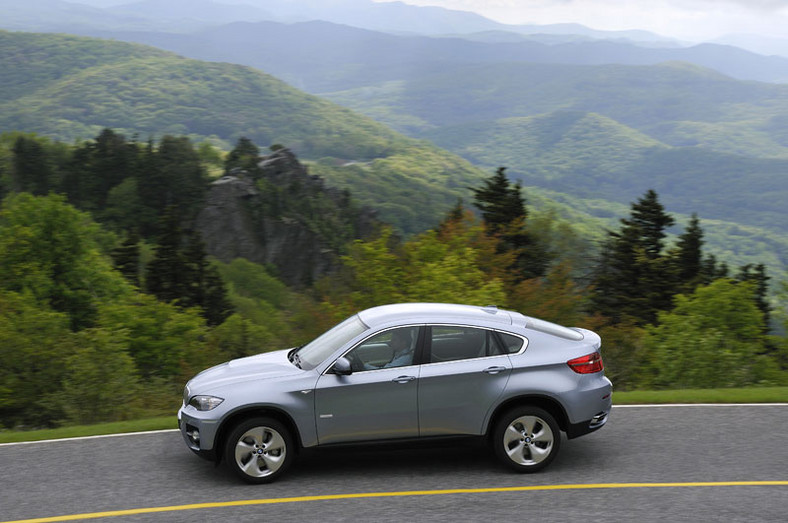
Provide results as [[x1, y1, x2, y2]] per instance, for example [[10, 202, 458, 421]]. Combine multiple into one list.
[[145, 215, 232, 326], [669, 213, 708, 294], [736, 264, 771, 333], [436, 199, 466, 237], [590, 189, 676, 325], [145, 209, 185, 304], [225, 137, 261, 176], [136, 136, 207, 237], [181, 231, 232, 326], [62, 129, 140, 211], [12, 136, 53, 195], [471, 167, 526, 234], [111, 231, 141, 287], [471, 167, 548, 280]]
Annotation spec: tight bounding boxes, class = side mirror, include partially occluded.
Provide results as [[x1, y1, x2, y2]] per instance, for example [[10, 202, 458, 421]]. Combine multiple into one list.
[[332, 357, 353, 376]]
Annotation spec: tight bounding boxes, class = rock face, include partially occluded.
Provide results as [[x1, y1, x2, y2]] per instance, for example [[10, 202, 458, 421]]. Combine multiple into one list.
[[195, 148, 375, 286]]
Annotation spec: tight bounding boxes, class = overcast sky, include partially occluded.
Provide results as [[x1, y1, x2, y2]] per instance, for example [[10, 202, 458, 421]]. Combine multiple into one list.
[[389, 0, 788, 41]]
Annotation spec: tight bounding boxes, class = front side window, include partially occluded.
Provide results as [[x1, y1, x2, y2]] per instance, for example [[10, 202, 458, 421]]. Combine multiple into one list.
[[345, 326, 420, 372], [429, 326, 507, 363]]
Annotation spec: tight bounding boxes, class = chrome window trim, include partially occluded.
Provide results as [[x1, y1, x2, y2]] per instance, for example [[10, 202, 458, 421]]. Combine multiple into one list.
[[321, 323, 529, 374]]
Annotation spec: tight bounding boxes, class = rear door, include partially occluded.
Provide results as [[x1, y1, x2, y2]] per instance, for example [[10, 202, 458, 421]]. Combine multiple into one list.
[[418, 326, 513, 436]]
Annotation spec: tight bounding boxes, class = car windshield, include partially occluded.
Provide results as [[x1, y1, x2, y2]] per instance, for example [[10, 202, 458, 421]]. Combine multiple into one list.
[[295, 314, 368, 369]]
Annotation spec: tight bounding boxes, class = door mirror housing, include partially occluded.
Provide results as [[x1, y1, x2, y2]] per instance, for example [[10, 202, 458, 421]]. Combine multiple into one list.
[[332, 357, 353, 375]]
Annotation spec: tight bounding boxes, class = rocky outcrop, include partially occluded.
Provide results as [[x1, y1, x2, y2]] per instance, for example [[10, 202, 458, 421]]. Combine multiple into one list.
[[195, 148, 376, 286]]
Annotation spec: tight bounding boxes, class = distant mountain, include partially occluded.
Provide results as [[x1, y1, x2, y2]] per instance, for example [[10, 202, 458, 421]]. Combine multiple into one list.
[[108, 0, 273, 25], [0, 0, 151, 32], [421, 111, 788, 232], [322, 62, 788, 274], [1, 29, 785, 278], [324, 60, 788, 158], [714, 33, 788, 59], [3, 1, 787, 85], [0, 30, 484, 234], [44, 20, 788, 93]]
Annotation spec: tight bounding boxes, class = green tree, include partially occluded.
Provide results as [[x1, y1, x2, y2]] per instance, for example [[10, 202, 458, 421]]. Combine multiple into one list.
[[318, 221, 507, 318], [0, 290, 73, 427], [641, 279, 768, 388], [61, 129, 140, 211], [59, 328, 141, 424], [403, 228, 506, 305], [507, 262, 588, 327], [207, 313, 276, 360], [323, 227, 406, 315], [98, 294, 213, 381], [196, 141, 224, 173], [0, 193, 131, 330]]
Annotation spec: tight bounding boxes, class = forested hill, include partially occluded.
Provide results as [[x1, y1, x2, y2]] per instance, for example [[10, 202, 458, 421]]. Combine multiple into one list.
[[1, 30, 786, 278], [0, 30, 483, 234]]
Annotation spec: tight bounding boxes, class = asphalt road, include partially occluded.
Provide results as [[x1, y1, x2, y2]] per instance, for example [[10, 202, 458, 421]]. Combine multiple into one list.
[[1, 405, 787, 522]]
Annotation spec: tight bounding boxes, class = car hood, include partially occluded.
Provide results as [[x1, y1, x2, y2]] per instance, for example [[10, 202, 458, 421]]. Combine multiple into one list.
[[187, 348, 301, 393]]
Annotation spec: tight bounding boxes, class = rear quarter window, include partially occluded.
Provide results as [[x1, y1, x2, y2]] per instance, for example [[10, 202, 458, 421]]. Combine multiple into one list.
[[497, 332, 525, 354]]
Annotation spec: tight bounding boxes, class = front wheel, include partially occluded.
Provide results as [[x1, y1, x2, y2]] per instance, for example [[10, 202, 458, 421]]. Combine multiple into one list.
[[492, 406, 561, 473], [224, 417, 294, 483]]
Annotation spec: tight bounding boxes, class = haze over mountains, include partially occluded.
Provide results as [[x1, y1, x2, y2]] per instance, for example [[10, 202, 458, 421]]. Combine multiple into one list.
[[0, 0, 786, 279]]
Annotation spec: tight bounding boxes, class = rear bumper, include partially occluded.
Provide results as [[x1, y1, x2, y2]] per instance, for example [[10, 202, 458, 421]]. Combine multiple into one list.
[[566, 409, 610, 439]]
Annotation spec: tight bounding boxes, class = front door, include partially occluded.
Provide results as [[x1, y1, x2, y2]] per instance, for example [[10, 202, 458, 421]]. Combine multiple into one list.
[[314, 326, 421, 445]]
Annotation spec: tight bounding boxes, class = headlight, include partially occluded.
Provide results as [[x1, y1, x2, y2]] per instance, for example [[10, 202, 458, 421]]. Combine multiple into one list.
[[188, 395, 224, 411]]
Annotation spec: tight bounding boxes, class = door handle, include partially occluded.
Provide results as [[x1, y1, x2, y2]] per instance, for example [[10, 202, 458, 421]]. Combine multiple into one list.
[[392, 375, 416, 383], [483, 366, 507, 374]]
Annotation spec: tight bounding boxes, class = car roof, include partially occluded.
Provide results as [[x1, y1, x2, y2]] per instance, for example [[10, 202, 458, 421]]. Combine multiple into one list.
[[357, 303, 584, 341], [357, 303, 516, 328]]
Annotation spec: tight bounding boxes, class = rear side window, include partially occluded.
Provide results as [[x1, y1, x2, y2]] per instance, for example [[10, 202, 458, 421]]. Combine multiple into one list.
[[497, 332, 525, 354], [429, 326, 507, 363]]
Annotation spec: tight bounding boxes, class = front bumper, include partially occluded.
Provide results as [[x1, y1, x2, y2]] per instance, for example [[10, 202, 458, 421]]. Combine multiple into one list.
[[178, 407, 221, 460]]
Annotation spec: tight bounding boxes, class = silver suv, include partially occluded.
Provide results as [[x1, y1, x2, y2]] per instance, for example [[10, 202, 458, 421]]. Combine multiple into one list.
[[179, 303, 612, 483]]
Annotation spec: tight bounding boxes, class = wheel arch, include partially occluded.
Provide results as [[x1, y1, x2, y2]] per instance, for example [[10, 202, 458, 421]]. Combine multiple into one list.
[[487, 395, 570, 437], [215, 407, 303, 463]]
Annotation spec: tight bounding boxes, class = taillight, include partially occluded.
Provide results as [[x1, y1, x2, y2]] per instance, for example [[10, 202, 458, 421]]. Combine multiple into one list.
[[567, 352, 604, 374]]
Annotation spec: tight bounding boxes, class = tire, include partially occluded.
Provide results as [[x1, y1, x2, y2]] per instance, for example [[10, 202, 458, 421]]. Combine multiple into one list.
[[224, 417, 294, 483], [492, 406, 561, 473]]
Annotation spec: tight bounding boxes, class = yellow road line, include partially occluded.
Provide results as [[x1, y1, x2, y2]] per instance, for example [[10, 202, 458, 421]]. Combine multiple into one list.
[[3, 481, 787, 523]]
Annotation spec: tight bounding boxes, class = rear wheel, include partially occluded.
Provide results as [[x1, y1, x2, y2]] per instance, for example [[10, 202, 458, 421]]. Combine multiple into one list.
[[492, 406, 560, 473], [224, 417, 294, 483]]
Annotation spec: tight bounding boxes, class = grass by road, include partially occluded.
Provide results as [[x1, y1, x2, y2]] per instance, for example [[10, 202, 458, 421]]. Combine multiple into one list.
[[1, 387, 786, 444]]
